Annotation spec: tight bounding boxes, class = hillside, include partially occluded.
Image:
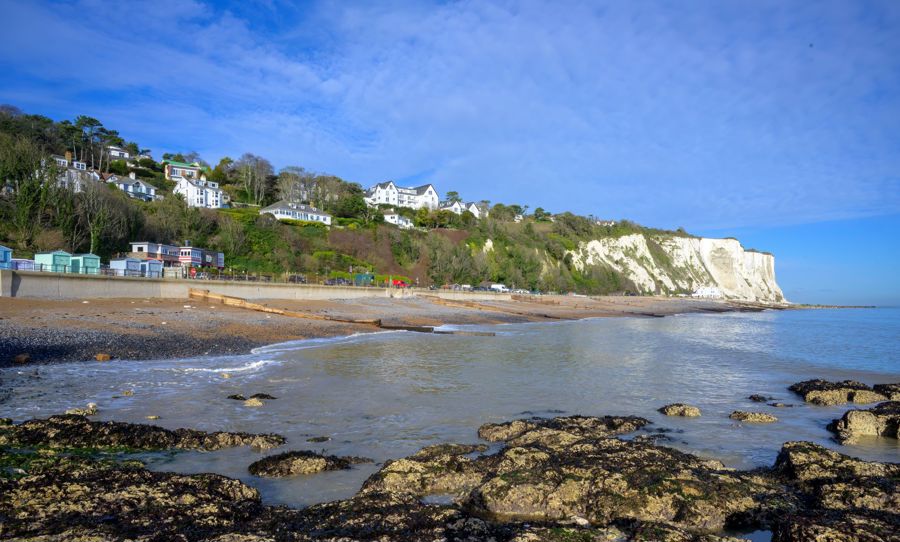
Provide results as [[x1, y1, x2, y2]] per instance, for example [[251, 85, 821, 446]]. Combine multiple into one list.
[[0, 106, 784, 302]]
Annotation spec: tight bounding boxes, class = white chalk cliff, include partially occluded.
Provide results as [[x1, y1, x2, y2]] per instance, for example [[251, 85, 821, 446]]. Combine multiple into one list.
[[568, 234, 785, 302]]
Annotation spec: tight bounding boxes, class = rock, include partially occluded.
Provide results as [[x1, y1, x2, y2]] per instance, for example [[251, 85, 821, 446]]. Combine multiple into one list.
[[64, 402, 97, 416], [773, 441, 899, 539], [0, 414, 285, 451], [13, 353, 30, 364], [0, 417, 12, 426], [873, 382, 900, 400], [307, 436, 331, 442], [789, 379, 886, 406], [767, 402, 793, 408], [827, 401, 900, 443], [658, 403, 701, 417], [249, 393, 277, 400], [146, 415, 160, 420], [243, 398, 264, 407], [477, 414, 649, 442], [222, 372, 231, 378], [94, 352, 112, 362], [362, 443, 491, 500], [122, 389, 134, 397], [748, 394, 771, 402], [248, 450, 371, 477], [227, 394, 247, 401], [730, 411, 777, 423]]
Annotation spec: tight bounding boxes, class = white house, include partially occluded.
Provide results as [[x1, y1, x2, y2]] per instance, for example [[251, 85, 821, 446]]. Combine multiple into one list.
[[364, 181, 439, 210], [57, 168, 100, 193], [105, 172, 159, 202], [692, 286, 723, 299], [107, 146, 131, 160], [174, 177, 223, 209], [259, 200, 333, 226], [384, 213, 414, 229], [466, 202, 487, 219], [438, 200, 485, 219]]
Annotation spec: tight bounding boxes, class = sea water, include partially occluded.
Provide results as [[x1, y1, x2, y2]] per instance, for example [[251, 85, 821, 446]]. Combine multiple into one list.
[[1, 308, 897, 507]]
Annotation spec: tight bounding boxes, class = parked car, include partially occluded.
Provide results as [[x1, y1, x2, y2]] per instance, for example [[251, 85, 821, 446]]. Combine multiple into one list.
[[288, 274, 307, 284], [392, 279, 408, 288]]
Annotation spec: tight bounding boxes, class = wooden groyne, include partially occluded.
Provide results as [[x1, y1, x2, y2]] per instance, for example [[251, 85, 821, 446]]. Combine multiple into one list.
[[423, 295, 564, 320], [189, 289, 494, 336]]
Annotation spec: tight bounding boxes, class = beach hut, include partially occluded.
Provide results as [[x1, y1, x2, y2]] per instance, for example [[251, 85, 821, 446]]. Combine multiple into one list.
[[0, 245, 11, 270], [11, 258, 34, 271], [34, 250, 72, 273], [70, 253, 101, 275], [140, 259, 163, 278], [109, 257, 142, 277]]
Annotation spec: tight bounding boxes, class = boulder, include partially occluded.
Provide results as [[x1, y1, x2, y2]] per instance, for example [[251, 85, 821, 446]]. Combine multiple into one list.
[[748, 395, 771, 402], [227, 394, 247, 401], [478, 414, 649, 442], [94, 353, 112, 362], [64, 402, 97, 416], [249, 450, 372, 477], [873, 383, 900, 401], [362, 443, 491, 500], [788, 379, 886, 406], [0, 414, 285, 451], [827, 401, 900, 444], [730, 411, 777, 423], [13, 353, 30, 364], [658, 403, 701, 417], [249, 393, 277, 400], [243, 398, 264, 407]]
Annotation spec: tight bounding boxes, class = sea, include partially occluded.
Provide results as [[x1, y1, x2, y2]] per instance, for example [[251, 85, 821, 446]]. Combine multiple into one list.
[[1, 307, 897, 508]]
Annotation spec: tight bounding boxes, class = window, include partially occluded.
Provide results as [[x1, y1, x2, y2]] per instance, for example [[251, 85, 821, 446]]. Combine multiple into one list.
[[137, 247, 144, 252]]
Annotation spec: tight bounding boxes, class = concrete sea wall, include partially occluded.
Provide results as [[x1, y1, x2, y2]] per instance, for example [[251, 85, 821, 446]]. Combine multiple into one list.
[[0, 270, 510, 302]]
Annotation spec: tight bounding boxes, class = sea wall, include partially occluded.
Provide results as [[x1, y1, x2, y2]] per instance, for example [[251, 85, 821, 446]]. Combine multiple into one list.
[[569, 234, 784, 302], [0, 270, 511, 302]]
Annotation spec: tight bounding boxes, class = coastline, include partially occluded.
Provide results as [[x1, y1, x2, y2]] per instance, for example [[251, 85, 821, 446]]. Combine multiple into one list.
[[0, 294, 779, 367]]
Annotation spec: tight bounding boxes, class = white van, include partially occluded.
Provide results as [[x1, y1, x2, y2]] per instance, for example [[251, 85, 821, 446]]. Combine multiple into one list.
[[489, 283, 509, 293]]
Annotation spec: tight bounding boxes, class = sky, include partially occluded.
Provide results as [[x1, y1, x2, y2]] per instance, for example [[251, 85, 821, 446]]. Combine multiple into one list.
[[1, 0, 898, 305]]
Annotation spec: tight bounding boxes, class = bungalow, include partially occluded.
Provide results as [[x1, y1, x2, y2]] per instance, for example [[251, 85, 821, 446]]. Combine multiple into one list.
[[70, 253, 101, 275], [104, 172, 159, 202], [438, 200, 485, 219], [109, 257, 142, 277], [107, 145, 131, 160], [162, 160, 205, 182], [0, 245, 11, 269], [384, 213, 414, 229], [260, 201, 333, 226], [129, 242, 180, 266], [34, 250, 72, 273], [177, 242, 224, 269], [364, 181, 439, 210]]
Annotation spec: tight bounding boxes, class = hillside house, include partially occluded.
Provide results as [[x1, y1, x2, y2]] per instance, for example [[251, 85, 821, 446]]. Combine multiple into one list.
[[384, 213, 414, 229], [107, 145, 131, 160], [163, 160, 205, 182], [260, 201, 332, 225], [364, 181, 439, 210], [173, 177, 223, 209], [129, 242, 180, 266], [104, 172, 159, 202]]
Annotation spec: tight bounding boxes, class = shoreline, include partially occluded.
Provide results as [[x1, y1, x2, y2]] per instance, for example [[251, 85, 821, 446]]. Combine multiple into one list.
[[0, 294, 784, 367]]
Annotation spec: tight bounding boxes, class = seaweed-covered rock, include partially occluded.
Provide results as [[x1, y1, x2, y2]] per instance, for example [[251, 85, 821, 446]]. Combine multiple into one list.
[[788, 380, 886, 406], [658, 404, 702, 417], [366, 416, 786, 532], [0, 449, 263, 541], [748, 395, 771, 403], [478, 415, 649, 443], [873, 383, 900, 401], [730, 411, 778, 423], [249, 393, 277, 400], [827, 402, 900, 444], [0, 414, 285, 451], [362, 443, 491, 500], [227, 394, 247, 400], [773, 441, 899, 540], [248, 450, 371, 477]]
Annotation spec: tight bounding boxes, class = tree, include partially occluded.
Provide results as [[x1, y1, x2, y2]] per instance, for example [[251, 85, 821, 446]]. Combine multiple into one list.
[[445, 190, 462, 203], [277, 166, 315, 203], [78, 182, 124, 255], [74, 115, 102, 166], [533, 207, 551, 221], [235, 153, 273, 206], [0, 134, 52, 247], [209, 157, 234, 183]]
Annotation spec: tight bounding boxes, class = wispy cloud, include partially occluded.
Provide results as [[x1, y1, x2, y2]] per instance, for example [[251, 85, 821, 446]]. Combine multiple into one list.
[[2, 0, 899, 230]]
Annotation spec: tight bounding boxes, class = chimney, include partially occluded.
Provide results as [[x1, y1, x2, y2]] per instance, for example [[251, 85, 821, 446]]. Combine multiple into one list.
[[129, 171, 136, 180], [65, 150, 72, 162]]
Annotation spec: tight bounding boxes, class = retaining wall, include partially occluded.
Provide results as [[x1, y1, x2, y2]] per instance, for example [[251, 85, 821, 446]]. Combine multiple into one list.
[[0, 270, 511, 302]]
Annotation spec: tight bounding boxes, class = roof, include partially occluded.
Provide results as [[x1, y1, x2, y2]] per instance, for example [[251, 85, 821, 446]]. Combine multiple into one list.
[[0, 245, 11, 252], [414, 184, 435, 195], [260, 200, 332, 216], [162, 160, 202, 168], [73, 253, 99, 258], [36, 250, 71, 256]]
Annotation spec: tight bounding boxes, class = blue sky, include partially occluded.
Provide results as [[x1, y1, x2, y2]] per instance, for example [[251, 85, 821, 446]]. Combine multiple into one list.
[[1, 0, 899, 304]]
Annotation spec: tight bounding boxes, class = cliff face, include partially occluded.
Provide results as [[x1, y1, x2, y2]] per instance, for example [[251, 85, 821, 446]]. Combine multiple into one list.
[[568, 234, 784, 302]]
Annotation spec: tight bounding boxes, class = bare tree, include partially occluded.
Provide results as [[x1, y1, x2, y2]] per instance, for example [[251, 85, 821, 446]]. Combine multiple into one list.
[[277, 166, 317, 203], [236, 153, 273, 206], [78, 182, 124, 254]]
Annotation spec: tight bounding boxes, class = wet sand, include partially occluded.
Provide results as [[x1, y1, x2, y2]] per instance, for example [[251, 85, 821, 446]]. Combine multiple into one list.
[[0, 293, 768, 366]]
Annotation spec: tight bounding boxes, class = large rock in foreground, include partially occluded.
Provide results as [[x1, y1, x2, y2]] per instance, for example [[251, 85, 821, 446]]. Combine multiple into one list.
[[789, 380, 886, 406], [873, 383, 900, 401], [827, 402, 900, 444], [0, 414, 285, 451], [773, 441, 899, 541], [248, 450, 371, 477]]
